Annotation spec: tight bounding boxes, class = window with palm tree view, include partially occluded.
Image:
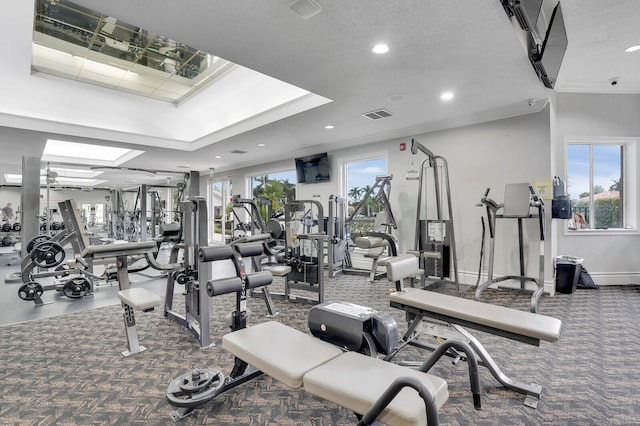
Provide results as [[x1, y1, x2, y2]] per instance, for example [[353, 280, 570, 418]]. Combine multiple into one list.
[[567, 141, 625, 230], [344, 156, 387, 238], [250, 170, 297, 221]]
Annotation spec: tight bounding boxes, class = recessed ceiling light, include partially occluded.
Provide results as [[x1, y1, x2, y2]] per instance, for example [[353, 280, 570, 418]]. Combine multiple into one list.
[[258, 143, 265, 147], [215, 155, 222, 159], [372, 44, 389, 54], [177, 165, 191, 169], [440, 92, 454, 101], [325, 125, 334, 129], [625, 44, 640, 53]]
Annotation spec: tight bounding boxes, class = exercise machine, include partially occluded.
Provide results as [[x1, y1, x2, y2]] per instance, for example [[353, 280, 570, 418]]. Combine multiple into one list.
[[326, 194, 348, 278], [409, 139, 459, 295], [164, 197, 277, 348], [474, 183, 546, 313], [164, 197, 214, 348], [278, 199, 327, 304], [343, 175, 398, 281]]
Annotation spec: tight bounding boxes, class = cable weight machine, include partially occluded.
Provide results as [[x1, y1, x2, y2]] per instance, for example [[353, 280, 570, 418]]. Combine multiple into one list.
[[409, 139, 460, 295]]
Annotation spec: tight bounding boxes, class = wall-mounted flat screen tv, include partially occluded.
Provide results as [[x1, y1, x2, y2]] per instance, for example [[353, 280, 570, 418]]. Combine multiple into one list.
[[295, 152, 330, 184], [528, 2, 568, 89]]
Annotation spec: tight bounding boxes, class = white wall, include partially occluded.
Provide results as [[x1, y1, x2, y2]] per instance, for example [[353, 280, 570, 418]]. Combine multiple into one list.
[[554, 93, 640, 284]]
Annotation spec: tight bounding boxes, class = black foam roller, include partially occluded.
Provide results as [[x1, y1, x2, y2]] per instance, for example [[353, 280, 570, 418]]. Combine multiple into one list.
[[199, 245, 234, 262]]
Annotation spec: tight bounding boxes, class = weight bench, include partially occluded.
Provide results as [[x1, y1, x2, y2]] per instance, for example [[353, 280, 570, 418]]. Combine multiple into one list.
[[383, 254, 562, 408], [221, 320, 449, 426]]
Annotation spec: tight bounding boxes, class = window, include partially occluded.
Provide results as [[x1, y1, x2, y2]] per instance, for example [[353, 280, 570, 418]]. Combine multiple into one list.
[[566, 138, 636, 230], [250, 170, 296, 220], [341, 155, 387, 237], [209, 178, 232, 244]]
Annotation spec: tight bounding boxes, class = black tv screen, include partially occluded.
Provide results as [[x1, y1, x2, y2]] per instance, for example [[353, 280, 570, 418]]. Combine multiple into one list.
[[295, 153, 330, 184], [529, 2, 568, 89]]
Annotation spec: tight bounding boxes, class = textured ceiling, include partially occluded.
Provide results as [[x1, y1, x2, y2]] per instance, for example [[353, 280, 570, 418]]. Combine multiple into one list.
[[0, 0, 638, 188]]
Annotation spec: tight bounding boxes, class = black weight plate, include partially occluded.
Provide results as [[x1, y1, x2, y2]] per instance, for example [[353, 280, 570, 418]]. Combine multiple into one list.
[[2, 237, 12, 246], [166, 368, 225, 408], [18, 282, 44, 301], [62, 278, 91, 299], [12, 222, 21, 232], [27, 235, 50, 253], [30, 241, 66, 268], [2, 223, 11, 232]]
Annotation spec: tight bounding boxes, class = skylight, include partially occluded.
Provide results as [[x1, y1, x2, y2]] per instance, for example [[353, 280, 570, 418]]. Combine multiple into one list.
[[32, 0, 233, 104], [4, 173, 105, 186], [42, 139, 144, 166]]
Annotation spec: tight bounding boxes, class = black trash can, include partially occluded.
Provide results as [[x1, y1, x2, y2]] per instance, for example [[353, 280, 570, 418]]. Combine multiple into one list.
[[554, 255, 583, 294]]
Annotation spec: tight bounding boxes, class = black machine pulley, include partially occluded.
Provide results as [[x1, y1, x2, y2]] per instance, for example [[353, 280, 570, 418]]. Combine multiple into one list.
[[61, 278, 91, 299], [166, 368, 225, 408], [30, 241, 66, 268], [18, 282, 44, 301], [175, 272, 189, 285]]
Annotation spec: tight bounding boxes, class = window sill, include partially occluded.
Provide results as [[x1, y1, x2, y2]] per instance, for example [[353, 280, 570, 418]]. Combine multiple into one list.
[[564, 228, 639, 236]]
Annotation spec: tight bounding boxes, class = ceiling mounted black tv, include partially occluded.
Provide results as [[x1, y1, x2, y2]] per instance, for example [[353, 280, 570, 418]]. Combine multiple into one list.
[[295, 152, 330, 184], [528, 2, 568, 89]]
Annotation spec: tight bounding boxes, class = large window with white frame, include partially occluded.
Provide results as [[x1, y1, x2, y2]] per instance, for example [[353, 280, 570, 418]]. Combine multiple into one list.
[[566, 137, 637, 231], [341, 154, 387, 237], [208, 177, 232, 243]]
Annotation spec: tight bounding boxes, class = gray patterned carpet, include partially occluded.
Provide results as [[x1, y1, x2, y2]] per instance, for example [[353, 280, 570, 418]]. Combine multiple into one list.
[[0, 273, 638, 425]]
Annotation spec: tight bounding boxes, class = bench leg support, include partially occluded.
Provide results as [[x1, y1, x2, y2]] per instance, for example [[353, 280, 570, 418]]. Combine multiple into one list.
[[453, 324, 542, 407], [395, 316, 543, 408], [122, 303, 147, 356]]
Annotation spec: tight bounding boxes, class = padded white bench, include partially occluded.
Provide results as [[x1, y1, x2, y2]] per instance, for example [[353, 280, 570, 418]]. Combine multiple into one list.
[[222, 320, 448, 426], [383, 255, 562, 408], [390, 288, 561, 345], [117, 287, 162, 356]]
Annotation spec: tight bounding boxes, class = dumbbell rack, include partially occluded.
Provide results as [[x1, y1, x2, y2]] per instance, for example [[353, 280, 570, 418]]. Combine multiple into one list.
[[1, 222, 21, 247]]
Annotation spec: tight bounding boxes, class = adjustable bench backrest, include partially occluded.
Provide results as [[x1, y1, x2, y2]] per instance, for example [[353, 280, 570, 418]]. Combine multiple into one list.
[[390, 289, 561, 346]]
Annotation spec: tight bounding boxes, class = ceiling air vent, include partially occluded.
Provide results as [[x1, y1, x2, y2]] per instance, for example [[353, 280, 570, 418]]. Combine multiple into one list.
[[362, 109, 393, 120], [230, 150, 248, 154]]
